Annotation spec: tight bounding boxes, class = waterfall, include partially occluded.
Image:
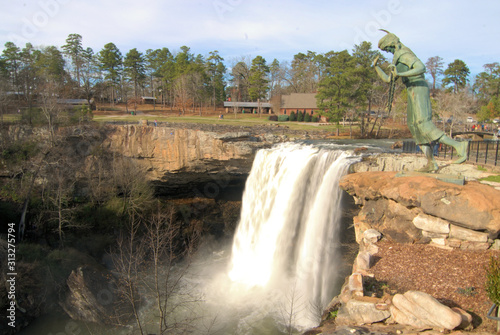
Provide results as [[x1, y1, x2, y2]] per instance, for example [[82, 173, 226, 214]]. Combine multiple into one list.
[[228, 142, 359, 330]]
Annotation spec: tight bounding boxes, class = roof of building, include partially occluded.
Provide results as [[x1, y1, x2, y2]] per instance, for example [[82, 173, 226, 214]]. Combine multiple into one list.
[[223, 101, 272, 108], [281, 93, 318, 109], [57, 99, 90, 105]]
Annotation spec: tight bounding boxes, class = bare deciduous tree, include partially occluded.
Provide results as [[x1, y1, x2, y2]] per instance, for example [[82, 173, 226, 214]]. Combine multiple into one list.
[[112, 217, 146, 334], [111, 203, 204, 335], [143, 205, 202, 334], [278, 281, 305, 335], [435, 89, 476, 136]]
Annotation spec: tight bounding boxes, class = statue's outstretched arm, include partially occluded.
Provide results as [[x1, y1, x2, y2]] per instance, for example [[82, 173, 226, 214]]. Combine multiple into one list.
[[373, 55, 391, 83], [375, 66, 391, 83], [395, 59, 426, 78]]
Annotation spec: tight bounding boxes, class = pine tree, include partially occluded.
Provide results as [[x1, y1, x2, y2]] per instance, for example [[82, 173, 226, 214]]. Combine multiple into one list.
[[62, 33, 84, 87], [2, 42, 21, 91], [124, 48, 146, 98], [248, 55, 269, 101], [443, 59, 470, 93], [97, 43, 123, 104]]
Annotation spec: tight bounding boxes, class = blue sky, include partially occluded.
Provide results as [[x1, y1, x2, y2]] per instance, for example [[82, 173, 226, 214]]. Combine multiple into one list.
[[1, 0, 499, 78]]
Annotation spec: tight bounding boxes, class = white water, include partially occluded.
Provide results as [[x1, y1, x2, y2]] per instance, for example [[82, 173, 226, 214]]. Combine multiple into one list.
[[227, 142, 359, 330]]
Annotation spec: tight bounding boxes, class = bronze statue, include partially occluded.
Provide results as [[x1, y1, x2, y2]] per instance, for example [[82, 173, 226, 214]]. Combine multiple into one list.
[[373, 30, 467, 172]]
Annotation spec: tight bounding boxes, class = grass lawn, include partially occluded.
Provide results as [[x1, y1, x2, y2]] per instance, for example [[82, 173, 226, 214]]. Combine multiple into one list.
[[1, 114, 22, 122], [92, 111, 347, 133]]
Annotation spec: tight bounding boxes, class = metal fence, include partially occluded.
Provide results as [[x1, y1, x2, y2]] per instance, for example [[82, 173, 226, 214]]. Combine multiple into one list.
[[402, 140, 500, 167]]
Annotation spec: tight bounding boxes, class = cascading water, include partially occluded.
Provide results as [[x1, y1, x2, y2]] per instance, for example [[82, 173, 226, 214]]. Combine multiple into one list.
[[228, 142, 360, 330], [19, 142, 362, 335]]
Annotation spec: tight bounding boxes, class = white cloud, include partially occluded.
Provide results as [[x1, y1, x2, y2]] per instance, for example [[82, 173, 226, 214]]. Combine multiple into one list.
[[0, 0, 498, 75]]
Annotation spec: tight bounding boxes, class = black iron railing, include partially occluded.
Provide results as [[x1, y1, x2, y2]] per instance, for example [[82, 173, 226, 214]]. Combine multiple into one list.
[[402, 140, 500, 167]]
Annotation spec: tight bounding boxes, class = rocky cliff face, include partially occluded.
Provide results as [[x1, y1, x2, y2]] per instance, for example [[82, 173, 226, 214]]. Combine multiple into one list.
[[3, 123, 286, 198], [102, 124, 282, 197]]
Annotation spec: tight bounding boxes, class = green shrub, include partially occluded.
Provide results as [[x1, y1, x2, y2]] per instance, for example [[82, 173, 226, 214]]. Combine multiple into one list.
[[312, 115, 319, 122], [328, 310, 338, 319], [304, 112, 311, 122], [278, 115, 289, 122], [486, 255, 500, 305], [268, 115, 278, 121], [289, 111, 296, 121], [297, 111, 304, 122]]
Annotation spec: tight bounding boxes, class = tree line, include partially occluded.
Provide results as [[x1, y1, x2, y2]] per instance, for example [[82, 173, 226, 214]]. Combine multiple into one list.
[[0, 33, 499, 123]]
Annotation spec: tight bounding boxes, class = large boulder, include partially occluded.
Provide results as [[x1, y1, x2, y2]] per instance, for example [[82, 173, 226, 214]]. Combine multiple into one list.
[[340, 171, 500, 237], [336, 298, 391, 326], [390, 291, 464, 330], [61, 265, 139, 325]]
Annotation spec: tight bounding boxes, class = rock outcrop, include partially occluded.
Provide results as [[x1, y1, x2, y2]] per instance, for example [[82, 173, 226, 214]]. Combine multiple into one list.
[[103, 124, 282, 197], [322, 171, 500, 332], [61, 265, 138, 325], [340, 171, 500, 245], [3, 123, 286, 198], [390, 291, 463, 329], [329, 226, 474, 332]]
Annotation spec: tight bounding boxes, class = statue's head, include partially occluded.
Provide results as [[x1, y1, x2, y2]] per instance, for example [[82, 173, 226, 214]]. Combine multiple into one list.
[[378, 30, 400, 51]]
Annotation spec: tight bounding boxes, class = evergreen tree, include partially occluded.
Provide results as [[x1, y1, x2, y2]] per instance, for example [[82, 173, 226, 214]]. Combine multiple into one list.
[[145, 48, 175, 108], [97, 43, 123, 104], [2, 42, 21, 91], [297, 110, 303, 122], [352, 42, 380, 112], [442, 59, 470, 93], [124, 48, 146, 98], [175, 46, 194, 76], [0, 56, 7, 79], [80, 47, 98, 102], [474, 62, 500, 118], [19, 43, 39, 106], [316, 50, 359, 122], [304, 111, 311, 122], [173, 46, 195, 113], [36, 46, 67, 83], [62, 33, 84, 87], [248, 55, 269, 101], [207, 50, 226, 109]]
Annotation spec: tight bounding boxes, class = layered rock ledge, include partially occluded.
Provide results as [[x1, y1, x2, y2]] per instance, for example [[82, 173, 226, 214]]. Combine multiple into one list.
[[320, 171, 500, 332]]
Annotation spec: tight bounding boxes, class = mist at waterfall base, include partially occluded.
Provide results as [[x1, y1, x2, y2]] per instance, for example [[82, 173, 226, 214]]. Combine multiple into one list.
[[193, 142, 362, 334], [20, 141, 369, 335]]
